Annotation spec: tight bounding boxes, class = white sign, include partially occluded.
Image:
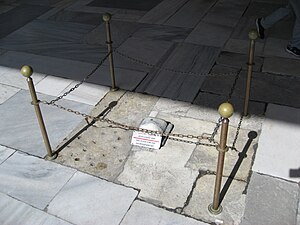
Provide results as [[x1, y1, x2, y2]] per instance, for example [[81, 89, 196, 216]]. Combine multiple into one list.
[[131, 131, 162, 149]]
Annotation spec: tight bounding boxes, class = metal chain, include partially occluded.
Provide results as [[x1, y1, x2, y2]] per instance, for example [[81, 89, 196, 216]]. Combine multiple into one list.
[[209, 117, 223, 143], [48, 51, 111, 104], [231, 115, 244, 152], [115, 49, 238, 78]]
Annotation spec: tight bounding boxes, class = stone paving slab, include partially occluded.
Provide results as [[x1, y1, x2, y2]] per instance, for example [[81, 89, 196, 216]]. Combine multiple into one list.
[[0, 4, 51, 39], [88, 0, 163, 11], [47, 171, 138, 225], [139, 0, 187, 25], [263, 38, 298, 59], [0, 145, 15, 165], [55, 91, 158, 181], [0, 83, 20, 104], [0, 152, 76, 210], [185, 22, 232, 47], [224, 38, 264, 56], [253, 104, 300, 182], [241, 172, 299, 225], [183, 175, 247, 225], [0, 192, 73, 225], [164, 0, 216, 28], [118, 113, 216, 209], [263, 57, 300, 77], [0, 90, 93, 157], [201, 68, 300, 108], [121, 200, 208, 225]]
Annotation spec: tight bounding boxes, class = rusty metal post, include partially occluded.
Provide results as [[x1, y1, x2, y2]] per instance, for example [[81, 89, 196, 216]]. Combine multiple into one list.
[[103, 13, 117, 91], [243, 30, 258, 116], [21, 65, 57, 160], [208, 102, 234, 215]]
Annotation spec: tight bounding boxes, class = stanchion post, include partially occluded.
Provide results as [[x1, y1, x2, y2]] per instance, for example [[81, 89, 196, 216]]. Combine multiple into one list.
[[208, 102, 234, 215], [103, 12, 117, 91], [21, 65, 57, 160], [243, 30, 258, 116]]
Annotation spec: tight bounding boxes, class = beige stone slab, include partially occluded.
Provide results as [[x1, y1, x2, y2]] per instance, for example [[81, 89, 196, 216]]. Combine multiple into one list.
[[183, 175, 247, 225], [55, 91, 159, 181]]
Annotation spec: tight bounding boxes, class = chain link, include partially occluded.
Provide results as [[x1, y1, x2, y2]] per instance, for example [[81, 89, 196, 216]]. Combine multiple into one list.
[[48, 51, 111, 104], [115, 49, 238, 78]]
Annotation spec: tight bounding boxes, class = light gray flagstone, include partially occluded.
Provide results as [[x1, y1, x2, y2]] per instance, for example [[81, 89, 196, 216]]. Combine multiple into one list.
[[0, 145, 15, 165]]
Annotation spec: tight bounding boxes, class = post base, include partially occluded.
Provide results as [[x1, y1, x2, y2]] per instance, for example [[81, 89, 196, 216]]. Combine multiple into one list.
[[110, 87, 119, 92], [208, 203, 223, 215], [45, 153, 58, 160]]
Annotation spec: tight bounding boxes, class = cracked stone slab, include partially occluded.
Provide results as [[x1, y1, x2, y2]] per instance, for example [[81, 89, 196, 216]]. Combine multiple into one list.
[[121, 200, 209, 225], [118, 113, 214, 208], [186, 127, 259, 181], [0, 152, 76, 210], [48, 171, 138, 225], [0, 145, 15, 165], [0, 192, 72, 225], [241, 172, 299, 225], [183, 175, 247, 225], [263, 57, 300, 77], [253, 104, 300, 182], [55, 91, 158, 181], [0, 90, 93, 157]]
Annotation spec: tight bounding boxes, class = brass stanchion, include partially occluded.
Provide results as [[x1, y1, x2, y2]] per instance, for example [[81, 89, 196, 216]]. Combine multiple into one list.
[[243, 30, 258, 116], [103, 13, 118, 91], [208, 102, 234, 215], [21, 65, 57, 160]]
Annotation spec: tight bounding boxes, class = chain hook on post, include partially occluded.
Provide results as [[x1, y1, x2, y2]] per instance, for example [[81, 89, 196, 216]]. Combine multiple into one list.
[[243, 29, 258, 116], [103, 13, 118, 91], [21, 65, 57, 160], [208, 102, 234, 215]]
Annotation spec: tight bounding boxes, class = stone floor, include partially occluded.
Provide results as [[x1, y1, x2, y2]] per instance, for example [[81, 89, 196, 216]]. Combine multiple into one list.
[[0, 0, 300, 225]]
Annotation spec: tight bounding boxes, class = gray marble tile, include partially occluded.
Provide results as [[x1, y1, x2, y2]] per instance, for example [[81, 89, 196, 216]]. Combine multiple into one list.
[[0, 83, 20, 104], [132, 24, 192, 43], [202, 0, 248, 28], [0, 152, 76, 210], [224, 38, 264, 56], [201, 68, 300, 108], [137, 43, 220, 102], [263, 38, 298, 59], [85, 20, 141, 47], [185, 22, 232, 47], [0, 51, 96, 82], [18, 0, 63, 6], [88, 0, 163, 11], [121, 201, 208, 225], [164, 0, 217, 28], [0, 192, 73, 225], [0, 4, 51, 39], [263, 57, 300, 77], [109, 37, 174, 73], [244, 1, 283, 18], [48, 10, 104, 26], [48, 171, 137, 225], [139, 0, 188, 24], [241, 172, 299, 225], [217, 51, 263, 71], [0, 145, 15, 165], [0, 90, 93, 157]]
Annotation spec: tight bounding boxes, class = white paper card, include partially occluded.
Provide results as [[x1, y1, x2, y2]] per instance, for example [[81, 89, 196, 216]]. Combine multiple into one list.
[[131, 131, 162, 149]]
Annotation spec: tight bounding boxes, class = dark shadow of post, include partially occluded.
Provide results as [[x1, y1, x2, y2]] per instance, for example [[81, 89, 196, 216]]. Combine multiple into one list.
[[53, 101, 118, 155], [219, 131, 258, 204]]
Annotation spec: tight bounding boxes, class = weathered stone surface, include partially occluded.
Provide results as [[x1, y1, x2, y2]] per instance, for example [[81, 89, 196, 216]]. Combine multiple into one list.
[[55, 91, 158, 181], [118, 113, 214, 208], [253, 104, 300, 182], [264, 38, 298, 59], [263, 57, 300, 77], [184, 175, 247, 225], [48, 171, 138, 225], [121, 200, 209, 225], [0, 145, 15, 164], [241, 172, 299, 225], [224, 38, 264, 56], [186, 127, 258, 181], [0, 83, 20, 104]]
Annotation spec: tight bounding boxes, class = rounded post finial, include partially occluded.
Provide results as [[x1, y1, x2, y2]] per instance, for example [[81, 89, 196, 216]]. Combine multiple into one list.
[[248, 29, 258, 40], [218, 102, 234, 118], [102, 13, 112, 22], [21, 65, 33, 78]]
